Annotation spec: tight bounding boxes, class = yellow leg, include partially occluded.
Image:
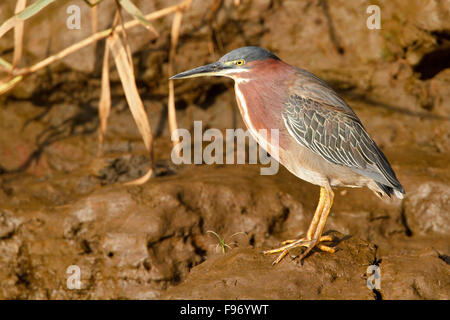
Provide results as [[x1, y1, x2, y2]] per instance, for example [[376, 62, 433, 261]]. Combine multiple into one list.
[[313, 188, 334, 240], [280, 234, 333, 246], [263, 187, 336, 265], [317, 244, 335, 253], [306, 186, 327, 239]]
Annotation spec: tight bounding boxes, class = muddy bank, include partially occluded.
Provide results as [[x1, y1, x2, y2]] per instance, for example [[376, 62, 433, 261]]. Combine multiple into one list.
[[162, 240, 449, 300], [0, 162, 448, 299], [0, 0, 449, 299]]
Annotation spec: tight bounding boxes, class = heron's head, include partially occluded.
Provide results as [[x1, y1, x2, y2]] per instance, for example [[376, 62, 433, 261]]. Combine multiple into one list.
[[170, 46, 280, 81]]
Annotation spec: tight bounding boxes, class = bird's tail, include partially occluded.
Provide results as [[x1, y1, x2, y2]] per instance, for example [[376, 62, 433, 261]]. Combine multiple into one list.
[[374, 181, 405, 199]]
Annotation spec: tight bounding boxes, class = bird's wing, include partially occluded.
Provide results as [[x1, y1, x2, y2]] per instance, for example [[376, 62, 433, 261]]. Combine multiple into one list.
[[293, 68, 358, 117], [283, 75, 403, 191]]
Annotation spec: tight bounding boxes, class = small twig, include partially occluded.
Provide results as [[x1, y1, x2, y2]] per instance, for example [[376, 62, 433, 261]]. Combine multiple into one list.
[[90, 3, 98, 34], [97, 36, 111, 155], [0, 57, 13, 71], [167, 11, 183, 147]]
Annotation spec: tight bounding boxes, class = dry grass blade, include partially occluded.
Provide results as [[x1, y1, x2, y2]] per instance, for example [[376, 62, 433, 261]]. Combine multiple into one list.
[[12, 0, 27, 68], [115, 6, 134, 72], [124, 168, 153, 186], [108, 32, 153, 184], [167, 10, 184, 146], [0, 0, 55, 39], [97, 38, 111, 155], [118, 0, 159, 37], [169, 10, 183, 75]]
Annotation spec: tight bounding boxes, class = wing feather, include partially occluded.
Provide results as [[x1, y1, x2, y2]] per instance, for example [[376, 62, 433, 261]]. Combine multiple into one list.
[[283, 92, 403, 192]]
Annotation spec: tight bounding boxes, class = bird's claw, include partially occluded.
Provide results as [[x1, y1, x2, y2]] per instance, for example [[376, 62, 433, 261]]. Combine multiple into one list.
[[263, 235, 335, 265]]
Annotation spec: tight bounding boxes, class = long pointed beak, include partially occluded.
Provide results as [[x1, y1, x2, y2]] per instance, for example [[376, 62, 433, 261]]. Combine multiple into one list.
[[170, 62, 224, 80]]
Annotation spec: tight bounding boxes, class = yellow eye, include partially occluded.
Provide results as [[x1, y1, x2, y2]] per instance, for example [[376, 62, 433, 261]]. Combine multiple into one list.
[[235, 59, 245, 66]]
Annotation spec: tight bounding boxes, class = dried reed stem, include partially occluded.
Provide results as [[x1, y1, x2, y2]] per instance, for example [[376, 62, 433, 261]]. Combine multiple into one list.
[[168, 0, 193, 147], [12, 0, 26, 68]]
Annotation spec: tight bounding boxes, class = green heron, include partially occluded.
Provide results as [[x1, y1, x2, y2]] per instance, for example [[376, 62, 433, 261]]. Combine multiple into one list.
[[171, 46, 405, 264]]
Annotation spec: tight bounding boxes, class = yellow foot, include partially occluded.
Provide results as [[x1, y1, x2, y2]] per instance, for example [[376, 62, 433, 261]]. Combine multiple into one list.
[[263, 235, 335, 265]]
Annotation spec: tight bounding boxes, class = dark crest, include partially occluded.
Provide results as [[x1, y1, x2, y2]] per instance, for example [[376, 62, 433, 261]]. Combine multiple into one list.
[[219, 46, 280, 63]]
